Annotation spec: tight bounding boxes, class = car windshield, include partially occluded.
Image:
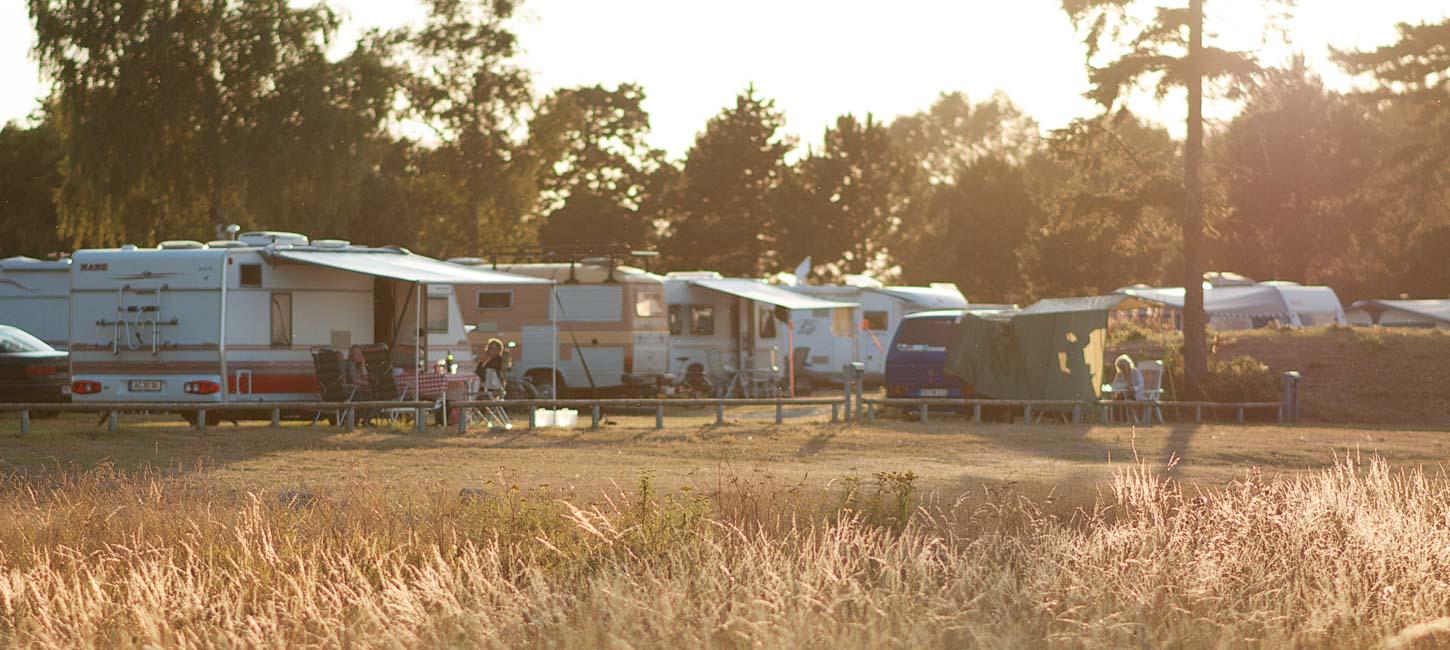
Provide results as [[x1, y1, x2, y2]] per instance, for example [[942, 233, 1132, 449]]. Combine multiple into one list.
[[0, 327, 53, 353], [893, 318, 957, 352]]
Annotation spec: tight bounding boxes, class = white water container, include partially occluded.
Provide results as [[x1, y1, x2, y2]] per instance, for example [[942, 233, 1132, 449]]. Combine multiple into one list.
[[555, 408, 578, 428], [533, 408, 555, 427]]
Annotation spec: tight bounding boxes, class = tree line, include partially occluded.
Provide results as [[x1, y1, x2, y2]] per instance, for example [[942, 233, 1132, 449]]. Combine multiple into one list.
[[4, 0, 1448, 308]]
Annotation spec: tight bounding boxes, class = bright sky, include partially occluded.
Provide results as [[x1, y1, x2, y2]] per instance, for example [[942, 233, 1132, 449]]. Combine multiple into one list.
[[2, 0, 1447, 156]]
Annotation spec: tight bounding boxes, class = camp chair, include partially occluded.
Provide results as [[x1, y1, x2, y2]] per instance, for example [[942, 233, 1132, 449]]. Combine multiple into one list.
[[359, 343, 408, 425], [475, 369, 513, 430], [1138, 360, 1166, 425], [310, 346, 360, 426]]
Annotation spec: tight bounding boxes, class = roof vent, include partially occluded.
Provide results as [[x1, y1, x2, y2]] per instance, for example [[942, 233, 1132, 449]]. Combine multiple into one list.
[[158, 240, 207, 250], [312, 239, 351, 249], [448, 257, 485, 266], [666, 271, 723, 279], [238, 231, 309, 247], [207, 240, 248, 248], [120, 244, 138, 251]]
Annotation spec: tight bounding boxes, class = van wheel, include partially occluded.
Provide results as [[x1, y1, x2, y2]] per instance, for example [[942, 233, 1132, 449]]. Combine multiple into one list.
[[525, 371, 563, 400]]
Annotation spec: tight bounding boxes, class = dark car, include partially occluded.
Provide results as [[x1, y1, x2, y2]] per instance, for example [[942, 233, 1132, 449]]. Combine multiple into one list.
[[884, 306, 1018, 415], [0, 325, 71, 406]]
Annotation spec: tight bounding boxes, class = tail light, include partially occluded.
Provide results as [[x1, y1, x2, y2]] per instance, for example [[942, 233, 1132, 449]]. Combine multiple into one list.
[[24, 364, 63, 378], [72, 380, 102, 395], [184, 380, 221, 395]]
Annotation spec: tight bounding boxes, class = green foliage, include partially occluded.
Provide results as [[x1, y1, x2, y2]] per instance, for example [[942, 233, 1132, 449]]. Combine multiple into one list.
[[29, 0, 398, 246], [776, 114, 913, 280], [1163, 346, 1278, 402], [659, 86, 795, 275], [837, 471, 919, 532], [0, 121, 63, 258]]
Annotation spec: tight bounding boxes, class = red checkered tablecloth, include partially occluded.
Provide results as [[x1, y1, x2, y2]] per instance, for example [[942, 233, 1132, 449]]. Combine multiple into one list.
[[397, 372, 479, 399]]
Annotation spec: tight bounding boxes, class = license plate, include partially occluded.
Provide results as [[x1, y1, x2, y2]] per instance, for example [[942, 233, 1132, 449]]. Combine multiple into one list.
[[129, 380, 164, 392], [919, 388, 949, 397]]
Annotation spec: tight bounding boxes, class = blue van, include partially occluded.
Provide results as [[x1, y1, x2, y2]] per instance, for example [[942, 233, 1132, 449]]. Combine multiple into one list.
[[884, 307, 1015, 399]]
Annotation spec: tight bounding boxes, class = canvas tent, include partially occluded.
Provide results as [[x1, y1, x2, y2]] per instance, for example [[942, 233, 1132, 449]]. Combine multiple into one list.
[[944, 295, 1149, 402], [1346, 299, 1450, 329]]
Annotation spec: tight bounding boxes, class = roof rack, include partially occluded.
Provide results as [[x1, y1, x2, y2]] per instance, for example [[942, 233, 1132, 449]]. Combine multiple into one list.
[[480, 244, 659, 283]]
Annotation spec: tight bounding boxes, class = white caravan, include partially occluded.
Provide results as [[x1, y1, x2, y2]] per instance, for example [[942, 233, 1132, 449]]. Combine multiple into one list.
[[0, 256, 72, 349], [68, 233, 548, 408], [788, 278, 969, 385], [449, 259, 669, 397], [664, 272, 856, 394]]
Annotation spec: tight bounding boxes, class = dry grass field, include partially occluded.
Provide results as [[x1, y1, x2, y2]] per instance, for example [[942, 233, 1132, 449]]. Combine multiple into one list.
[[3, 410, 1450, 648]]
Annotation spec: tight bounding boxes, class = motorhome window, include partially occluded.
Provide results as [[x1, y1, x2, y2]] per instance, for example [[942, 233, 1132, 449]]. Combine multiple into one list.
[[758, 307, 777, 339], [476, 291, 512, 310], [635, 289, 663, 318], [863, 310, 889, 331], [893, 318, 956, 352], [690, 305, 715, 336], [269, 293, 292, 347], [426, 296, 449, 333], [239, 264, 262, 287], [668, 305, 683, 335]]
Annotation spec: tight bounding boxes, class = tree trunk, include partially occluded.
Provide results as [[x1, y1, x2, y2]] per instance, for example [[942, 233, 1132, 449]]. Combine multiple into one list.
[[1182, 0, 1210, 398]]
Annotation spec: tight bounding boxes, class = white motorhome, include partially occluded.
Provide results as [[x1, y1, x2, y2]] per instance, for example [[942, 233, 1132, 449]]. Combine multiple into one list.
[[449, 258, 669, 397], [0, 256, 72, 349], [68, 233, 548, 409], [787, 278, 969, 385], [664, 272, 856, 395]]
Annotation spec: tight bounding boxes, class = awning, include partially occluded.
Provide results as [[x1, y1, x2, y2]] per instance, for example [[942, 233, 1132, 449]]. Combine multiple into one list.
[[875, 286, 968, 309], [270, 249, 554, 285], [693, 278, 856, 310]]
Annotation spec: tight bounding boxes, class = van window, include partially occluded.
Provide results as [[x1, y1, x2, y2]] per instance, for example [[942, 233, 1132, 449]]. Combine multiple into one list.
[[635, 289, 663, 318], [269, 293, 292, 347], [690, 305, 715, 335], [426, 296, 449, 333], [239, 264, 262, 287], [893, 318, 957, 352], [863, 310, 889, 331], [476, 291, 512, 310], [668, 305, 683, 335]]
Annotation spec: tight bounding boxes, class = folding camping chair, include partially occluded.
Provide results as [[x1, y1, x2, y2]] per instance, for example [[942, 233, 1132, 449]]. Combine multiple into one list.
[[359, 343, 410, 425], [310, 346, 360, 426], [475, 369, 513, 430]]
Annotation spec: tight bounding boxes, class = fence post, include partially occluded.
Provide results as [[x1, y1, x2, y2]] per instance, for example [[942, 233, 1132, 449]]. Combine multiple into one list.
[[973, 403, 982, 424], [416, 406, 426, 432], [714, 402, 724, 426], [1072, 405, 1082, 424], [775, 399, 783, 424], [655, 403, 664, 430], [831, 403, 839, 423], [528, 407, 537, 429], [1194, 405, 1202, 423], [918, 403, 928, 424], [197, 409, 207, 434], [1236, 407, 1245, 424], [1023, 405, 1032, 425], [270, 407, 281, 428], [1281, 371, 1301, 424], [841, 367, 853, 422], [108, 411, 118, 433], [592, 403, 602, 430], [343, 407, 354, 432], [20, 409, 30, 436], [867, 402, 876, 421]]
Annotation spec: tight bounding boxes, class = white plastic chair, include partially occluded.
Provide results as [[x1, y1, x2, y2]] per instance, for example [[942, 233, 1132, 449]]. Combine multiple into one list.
[[1137, 360, 1166, 425]]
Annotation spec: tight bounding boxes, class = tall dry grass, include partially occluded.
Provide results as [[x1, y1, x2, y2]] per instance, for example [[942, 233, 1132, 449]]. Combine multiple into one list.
[[2, 458, 1450, 648]]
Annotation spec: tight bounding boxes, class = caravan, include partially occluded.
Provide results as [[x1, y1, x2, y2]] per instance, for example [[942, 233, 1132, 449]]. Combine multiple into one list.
[[67, 233, 546, 412], [0, 256, 72, 349], [663, 272, 855, 396], [449, 258, 668, 397], [788, 278, 969, 385], [1119, 281, 1346, 330]]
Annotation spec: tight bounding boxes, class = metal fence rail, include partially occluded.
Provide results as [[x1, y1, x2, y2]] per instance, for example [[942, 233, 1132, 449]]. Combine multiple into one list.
[[2, 392, 1297, 436]]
